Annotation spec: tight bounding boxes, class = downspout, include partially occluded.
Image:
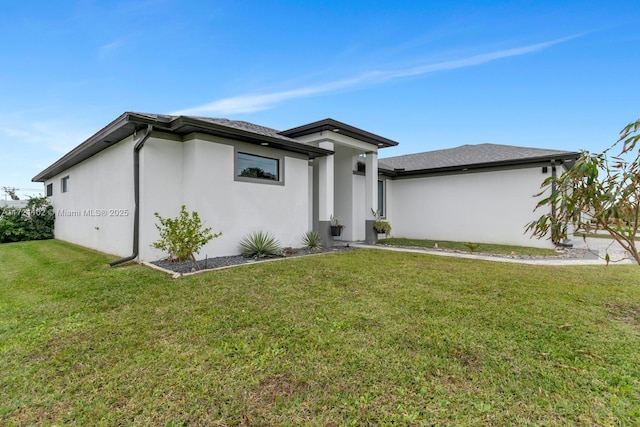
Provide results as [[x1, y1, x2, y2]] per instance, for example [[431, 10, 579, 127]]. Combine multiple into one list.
[[110, 125, 153, 266]]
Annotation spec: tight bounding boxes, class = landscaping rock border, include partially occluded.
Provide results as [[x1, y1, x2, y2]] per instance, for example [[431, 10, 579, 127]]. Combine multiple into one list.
[[151, 245, 357, 274]]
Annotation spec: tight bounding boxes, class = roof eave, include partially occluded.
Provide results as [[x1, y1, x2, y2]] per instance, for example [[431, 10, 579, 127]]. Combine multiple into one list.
[[31, 113, 148, 182], [32, 113, 334, 182], [391, 152, 582, 177], [280, 118, 399, 148], [173, 116, 333, 158]]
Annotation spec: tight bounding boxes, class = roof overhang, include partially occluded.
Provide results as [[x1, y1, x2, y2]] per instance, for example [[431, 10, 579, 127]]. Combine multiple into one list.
[[280, 118, 399, 149], [379, 152, 582, 178], [32, 113, 334, 182]]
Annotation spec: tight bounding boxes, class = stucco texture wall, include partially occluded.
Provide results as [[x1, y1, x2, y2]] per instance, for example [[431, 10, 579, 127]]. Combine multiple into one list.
[[45, 135, 136, 257], [389, 166, 554, 248], [139, 134, 311, 261]]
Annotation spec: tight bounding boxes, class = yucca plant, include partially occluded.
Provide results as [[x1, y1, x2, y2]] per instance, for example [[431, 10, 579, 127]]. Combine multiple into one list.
[[239, 231, 282, 258], [301, 230, 323, 251]]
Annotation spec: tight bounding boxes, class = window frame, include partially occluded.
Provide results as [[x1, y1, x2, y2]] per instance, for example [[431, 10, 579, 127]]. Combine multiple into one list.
[[234, 150, 284, 186], [377, 179, 386, 218], [46, 183, 53, 197], [61, 176, 69, 193]]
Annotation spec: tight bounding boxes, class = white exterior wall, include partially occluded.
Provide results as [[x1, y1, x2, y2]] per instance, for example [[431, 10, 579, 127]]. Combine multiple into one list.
[[44, 136, 136, 257], [334, 148, 355, 240], [138, 133, 184, 262], [389, 166, 555, 248], [139, 134, 311, 261]]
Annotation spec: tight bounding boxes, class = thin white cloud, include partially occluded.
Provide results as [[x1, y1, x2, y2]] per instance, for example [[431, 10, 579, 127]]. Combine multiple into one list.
[[99, 39, 126, 58], [172, 34, 583, 116], [0, 118, 93, 154]]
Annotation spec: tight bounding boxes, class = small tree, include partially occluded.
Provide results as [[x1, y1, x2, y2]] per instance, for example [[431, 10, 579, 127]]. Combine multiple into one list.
[[527, 119, 640, 264], [151, 206, 221, 269]]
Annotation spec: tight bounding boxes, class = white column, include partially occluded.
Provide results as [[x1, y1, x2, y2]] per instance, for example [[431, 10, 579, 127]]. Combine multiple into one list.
[[317, 141, 335, 222], [365, 151, 378, 219]]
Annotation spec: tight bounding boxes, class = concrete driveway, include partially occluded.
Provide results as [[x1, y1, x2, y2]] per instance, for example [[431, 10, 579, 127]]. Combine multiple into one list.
[[568, 235, 635, 264]]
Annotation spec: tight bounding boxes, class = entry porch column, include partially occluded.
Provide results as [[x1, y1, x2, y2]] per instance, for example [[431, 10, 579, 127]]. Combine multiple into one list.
[[317, 141, 335, 246]]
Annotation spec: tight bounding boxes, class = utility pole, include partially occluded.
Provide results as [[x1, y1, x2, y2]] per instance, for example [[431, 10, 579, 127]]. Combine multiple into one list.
[[2, 187, 20, 201]]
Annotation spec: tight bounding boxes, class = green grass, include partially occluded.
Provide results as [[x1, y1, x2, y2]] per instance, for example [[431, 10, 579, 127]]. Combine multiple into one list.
[[574, 231, 640, 240], [1, 240, 639, 425], [379, 237, 559, 256]]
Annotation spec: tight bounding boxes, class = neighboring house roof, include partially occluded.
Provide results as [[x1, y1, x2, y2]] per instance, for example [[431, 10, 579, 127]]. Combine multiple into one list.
[[378, 143, 581, 176], [32, 112, 334, 182], [280, 118, 399, 148]]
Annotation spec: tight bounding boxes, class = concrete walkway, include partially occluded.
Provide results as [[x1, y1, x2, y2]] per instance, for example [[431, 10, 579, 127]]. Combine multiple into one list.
[[351, 238, 636, 266]]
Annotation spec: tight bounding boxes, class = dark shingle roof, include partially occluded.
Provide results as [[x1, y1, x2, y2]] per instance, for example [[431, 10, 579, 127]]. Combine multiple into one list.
[[379, 143, 581, 173], [192, 117, 299, 142], [32, 112, 334, 182]]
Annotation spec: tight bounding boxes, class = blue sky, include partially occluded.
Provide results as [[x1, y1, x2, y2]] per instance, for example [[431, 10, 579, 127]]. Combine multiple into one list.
[[1, 0, 638, 198]]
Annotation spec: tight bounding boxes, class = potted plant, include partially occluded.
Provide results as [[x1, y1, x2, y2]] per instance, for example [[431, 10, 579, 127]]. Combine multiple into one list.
[[330, 215, 344, 237], [371, 208, 391, 238]]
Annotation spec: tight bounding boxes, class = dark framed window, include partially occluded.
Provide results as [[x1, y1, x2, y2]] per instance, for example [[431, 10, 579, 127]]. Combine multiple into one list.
[[61, 176, 69, 193], [236, 152, 279, 182], [46, 183, 53, 197]]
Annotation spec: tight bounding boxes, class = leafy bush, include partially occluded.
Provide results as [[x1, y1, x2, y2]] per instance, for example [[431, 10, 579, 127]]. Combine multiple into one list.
[[373, 220, 391, 236], [0, 207, 29, 243], [464, 242, 480, 252], [151, 206, 221, 268], [301, 230, 323, 251], [26, 196, 55, 240], [239, 231, 282, 258], [0, 197, 54, 243], [371, 208, 391, 237]]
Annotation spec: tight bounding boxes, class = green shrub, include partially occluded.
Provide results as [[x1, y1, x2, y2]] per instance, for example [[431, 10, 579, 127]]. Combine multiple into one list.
[[26, 196, 55, 240], [371, 208, 391, 237], [239, 231, 282, 258], [373, 220, 391, 236], [464, 242, 480, 252], [151, 206, 221, 269], [301, 230, 323, 251], [0, 197, 54, 243], [0, 207, 29, 243]]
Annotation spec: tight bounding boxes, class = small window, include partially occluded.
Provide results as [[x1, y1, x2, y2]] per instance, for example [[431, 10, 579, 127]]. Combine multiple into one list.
[[61, 176, 69, 193], [236, 152, 279, 182], [46, 183, 53, 197]]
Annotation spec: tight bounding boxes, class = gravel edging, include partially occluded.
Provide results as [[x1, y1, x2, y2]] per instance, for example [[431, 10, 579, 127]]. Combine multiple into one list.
[[150, 245, 357, 275], [375, 244, 590, 260]]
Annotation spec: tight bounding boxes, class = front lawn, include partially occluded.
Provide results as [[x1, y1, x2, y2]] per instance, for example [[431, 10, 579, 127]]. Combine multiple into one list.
[[1, 240, 639, 425]]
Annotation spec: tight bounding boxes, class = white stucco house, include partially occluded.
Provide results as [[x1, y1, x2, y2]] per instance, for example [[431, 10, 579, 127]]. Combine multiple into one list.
[[32, 112, 580, 264]]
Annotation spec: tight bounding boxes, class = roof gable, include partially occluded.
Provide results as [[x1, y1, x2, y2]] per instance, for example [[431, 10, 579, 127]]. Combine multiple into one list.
[[280, 118, 399, 148]]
